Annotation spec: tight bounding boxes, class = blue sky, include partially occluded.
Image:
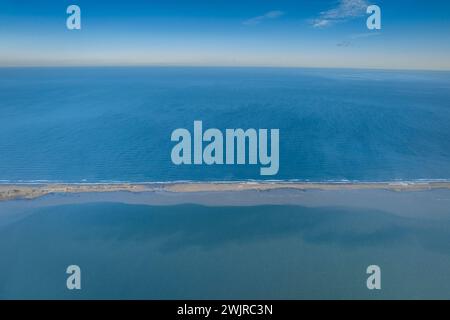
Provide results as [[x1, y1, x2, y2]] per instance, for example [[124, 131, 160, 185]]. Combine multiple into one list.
[[0, 0, 449, 69]]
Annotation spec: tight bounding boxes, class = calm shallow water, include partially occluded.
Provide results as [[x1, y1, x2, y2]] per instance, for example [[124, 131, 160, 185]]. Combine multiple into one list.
[[0, 67, 450, 182], [0, 201, 449, 299]]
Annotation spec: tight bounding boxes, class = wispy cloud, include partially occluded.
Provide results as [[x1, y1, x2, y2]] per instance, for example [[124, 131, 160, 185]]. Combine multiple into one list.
[[312, 0, 369, 28], [336, 41, 352, 47], [336, 32, 381, 47], [349, 32, 381, 39], [243, 10, 285, 26]]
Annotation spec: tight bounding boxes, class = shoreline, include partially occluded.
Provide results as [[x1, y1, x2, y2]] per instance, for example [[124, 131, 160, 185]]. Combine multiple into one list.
[[1, 181, 450, 202]]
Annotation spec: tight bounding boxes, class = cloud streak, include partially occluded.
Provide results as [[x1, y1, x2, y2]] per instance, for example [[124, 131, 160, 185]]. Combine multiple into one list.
[[312, 0, 369, 28], [336, 32, 381, 47], [243, 10, 285, 26]]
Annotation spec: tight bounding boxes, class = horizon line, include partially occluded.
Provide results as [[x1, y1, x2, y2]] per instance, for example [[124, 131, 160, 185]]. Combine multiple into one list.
[[0, 64, 449, 72]]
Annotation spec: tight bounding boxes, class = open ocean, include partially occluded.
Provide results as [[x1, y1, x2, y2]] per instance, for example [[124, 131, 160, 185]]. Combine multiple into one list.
[[1, 67, 450, 183]]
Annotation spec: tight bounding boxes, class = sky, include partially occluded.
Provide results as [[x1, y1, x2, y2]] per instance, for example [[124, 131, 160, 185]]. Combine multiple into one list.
[[0, 0, 449, 70]]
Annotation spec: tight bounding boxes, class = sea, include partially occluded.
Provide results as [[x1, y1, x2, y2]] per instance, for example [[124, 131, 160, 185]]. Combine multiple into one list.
[[0, 67, 449, 183]]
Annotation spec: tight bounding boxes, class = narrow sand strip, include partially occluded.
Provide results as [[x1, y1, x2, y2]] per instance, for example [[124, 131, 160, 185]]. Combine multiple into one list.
[[1, 181, 450, 201]]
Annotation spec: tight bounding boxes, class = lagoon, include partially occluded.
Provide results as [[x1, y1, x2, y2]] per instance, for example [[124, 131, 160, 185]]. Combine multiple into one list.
[[1, 192, 450, 299]]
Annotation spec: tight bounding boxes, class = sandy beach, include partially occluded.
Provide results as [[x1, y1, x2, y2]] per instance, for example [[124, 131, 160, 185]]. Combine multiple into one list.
[[0, 183, 151, 201], [1, 181, 450, 202]]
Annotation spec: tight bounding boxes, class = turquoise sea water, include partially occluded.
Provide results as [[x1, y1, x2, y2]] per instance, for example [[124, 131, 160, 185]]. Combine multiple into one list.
[[1, 67, 450, 182]]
